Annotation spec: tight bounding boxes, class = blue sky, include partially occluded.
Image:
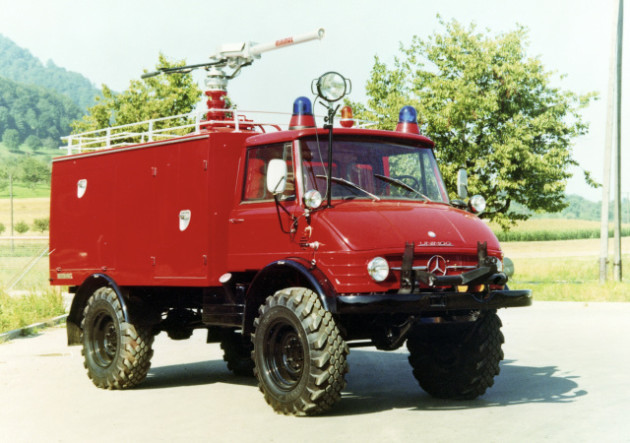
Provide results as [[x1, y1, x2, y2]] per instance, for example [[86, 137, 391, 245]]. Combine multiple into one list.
[[0, 0, 626, 202]]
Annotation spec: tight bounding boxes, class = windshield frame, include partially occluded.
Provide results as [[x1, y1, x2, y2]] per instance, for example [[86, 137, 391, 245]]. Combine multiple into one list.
[[296, 136, 450, 205]]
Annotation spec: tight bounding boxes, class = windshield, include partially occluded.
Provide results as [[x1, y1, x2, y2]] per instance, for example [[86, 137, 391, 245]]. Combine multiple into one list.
[[300, 138, 449, 203]]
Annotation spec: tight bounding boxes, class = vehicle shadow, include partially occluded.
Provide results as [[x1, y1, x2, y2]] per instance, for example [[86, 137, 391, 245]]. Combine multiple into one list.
[[330, 350, 587, 416], [138, 349, 586, 415], [140, 360, 258, 390]]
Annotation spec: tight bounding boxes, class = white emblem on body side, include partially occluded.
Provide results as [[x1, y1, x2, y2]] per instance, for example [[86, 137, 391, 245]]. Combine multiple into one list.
[[77, 179, 87, 198], [179, 210, 191, 231]]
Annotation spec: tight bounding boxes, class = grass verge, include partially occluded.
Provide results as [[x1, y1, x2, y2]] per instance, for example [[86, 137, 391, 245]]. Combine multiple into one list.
[[0, 289, 66, 334], [505, 245, 630, 302]]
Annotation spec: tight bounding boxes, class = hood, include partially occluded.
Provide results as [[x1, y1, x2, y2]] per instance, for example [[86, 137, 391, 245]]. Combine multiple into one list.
[[316, 202, 500, 253]]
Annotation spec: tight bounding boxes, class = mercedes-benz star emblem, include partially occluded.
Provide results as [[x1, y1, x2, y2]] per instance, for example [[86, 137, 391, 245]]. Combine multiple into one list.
[[427, 255, 447, 276]]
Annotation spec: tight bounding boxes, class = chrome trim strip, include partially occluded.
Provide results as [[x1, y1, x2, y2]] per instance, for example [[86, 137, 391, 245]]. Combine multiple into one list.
[[390, 265, 477, 271]]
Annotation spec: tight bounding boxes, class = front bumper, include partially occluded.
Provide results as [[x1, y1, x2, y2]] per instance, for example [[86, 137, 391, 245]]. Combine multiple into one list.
[[333, 288, 532, 315]]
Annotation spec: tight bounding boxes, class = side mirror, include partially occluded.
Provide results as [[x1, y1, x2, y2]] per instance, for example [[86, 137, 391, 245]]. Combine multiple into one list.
[[266, 159, 287, 195], [457, 168, 468, 200]]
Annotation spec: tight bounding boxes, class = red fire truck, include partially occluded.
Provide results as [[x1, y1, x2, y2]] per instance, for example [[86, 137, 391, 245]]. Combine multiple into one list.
[[49, 29, 531, 416]]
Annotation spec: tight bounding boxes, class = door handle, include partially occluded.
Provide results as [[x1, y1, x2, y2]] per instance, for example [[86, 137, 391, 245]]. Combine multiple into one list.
[[229, 218, 245, 224]]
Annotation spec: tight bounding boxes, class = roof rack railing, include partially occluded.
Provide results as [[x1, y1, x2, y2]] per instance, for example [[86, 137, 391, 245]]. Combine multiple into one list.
[[60, 108, 376, 155]]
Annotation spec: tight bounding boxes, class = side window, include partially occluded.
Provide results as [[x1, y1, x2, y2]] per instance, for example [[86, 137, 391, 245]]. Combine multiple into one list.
[[243, 143, 294, 202]]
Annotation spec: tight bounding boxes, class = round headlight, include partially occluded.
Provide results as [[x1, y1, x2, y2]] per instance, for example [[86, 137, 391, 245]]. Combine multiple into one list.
[[469, 195, 486, 215], [367, 257, 389, 282], [315, 72, 348, 102], [503, 257, 515, 277], [304, 189, 323, 209]]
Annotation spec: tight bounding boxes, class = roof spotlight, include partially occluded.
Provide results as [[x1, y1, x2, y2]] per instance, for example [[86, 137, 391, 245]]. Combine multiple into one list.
[[312, 71, 351, 102]]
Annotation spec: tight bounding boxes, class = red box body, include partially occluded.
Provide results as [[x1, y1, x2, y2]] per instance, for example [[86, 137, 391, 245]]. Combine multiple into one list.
[[50, 132, 250, 288]]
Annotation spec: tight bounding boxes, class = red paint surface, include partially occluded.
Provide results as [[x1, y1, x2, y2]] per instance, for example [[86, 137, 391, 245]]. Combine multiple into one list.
[[50, 125, 502, 295]]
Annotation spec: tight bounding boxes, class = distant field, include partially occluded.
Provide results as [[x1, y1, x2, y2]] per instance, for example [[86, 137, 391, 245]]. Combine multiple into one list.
[[0, 198, 50, 233], [490, 218, 630, 242]]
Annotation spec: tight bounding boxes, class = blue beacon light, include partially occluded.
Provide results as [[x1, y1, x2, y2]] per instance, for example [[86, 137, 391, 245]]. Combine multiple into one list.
[[289, 96, 316, 129], [395, 106, 420, 134]]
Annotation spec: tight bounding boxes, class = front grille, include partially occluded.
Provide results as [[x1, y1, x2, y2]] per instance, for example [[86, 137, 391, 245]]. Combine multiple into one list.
[[389, 254, 477, 275]]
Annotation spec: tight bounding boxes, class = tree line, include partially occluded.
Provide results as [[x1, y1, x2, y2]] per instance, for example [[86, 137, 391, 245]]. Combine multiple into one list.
[[0, 77, 83, 151]]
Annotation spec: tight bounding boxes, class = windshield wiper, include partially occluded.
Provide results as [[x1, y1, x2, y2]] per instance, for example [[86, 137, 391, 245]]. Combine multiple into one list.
[[373, 174, 432, 202], [316, 175, 381, 201]]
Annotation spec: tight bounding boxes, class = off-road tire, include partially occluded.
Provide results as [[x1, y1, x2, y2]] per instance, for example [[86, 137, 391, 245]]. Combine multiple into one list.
[[407, 311, 504, 400], [81, 287, 154, 389], [252, 287, 348, 416], [220, 331, 255, 377]]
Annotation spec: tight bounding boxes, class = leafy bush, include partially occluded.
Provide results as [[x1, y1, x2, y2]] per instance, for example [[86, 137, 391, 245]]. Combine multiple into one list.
[[32, 217, 49, 233], [0, 222, 5, 235], [14, 220, 29, 234]]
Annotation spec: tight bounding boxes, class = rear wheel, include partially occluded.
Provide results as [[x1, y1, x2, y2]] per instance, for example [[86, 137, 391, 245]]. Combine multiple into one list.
[[252, 287, 348, 416], [220, 330, 255, 376], [407, 311, 504, 400], [81, 287, 154, 389]]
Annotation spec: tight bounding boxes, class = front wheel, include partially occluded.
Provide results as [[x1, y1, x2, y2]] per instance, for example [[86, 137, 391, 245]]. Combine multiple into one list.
[[252, 287, 348, 416], [81, 287, 154, 389], [407, 311, 504, 400]]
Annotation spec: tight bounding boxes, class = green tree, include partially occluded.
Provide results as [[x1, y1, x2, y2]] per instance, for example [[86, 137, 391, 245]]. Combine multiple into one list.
[[25, 134, 43, 151], [0, 222, 5, 235], [42, 137, 58, 150], [2, 128, 20, 150], [72, 53, 202, 137], [351, 19, 596, 228], [17, 156, 50, 189]]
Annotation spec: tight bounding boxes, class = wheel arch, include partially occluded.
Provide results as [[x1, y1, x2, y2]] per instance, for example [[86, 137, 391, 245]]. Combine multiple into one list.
[[67, 274, 129, 346], [242, 259, 337, 335]]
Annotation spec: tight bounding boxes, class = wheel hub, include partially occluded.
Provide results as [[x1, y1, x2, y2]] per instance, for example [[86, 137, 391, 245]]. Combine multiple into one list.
[[265, 322, 305, 391], [92, 312, 118, 368]]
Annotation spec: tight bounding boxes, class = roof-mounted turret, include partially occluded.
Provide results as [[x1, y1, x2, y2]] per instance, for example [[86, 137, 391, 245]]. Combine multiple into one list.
[[142, 28, 325, 121]]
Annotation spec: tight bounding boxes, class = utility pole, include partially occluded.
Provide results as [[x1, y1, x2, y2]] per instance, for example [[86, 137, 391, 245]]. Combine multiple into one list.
[[9, 171, 14, 252], [600, 0, 624, 282], [613, 0, 624, 281]]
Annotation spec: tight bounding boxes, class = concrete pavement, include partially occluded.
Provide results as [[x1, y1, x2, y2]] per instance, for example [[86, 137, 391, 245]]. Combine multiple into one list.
[[1, 301, 629, 442]]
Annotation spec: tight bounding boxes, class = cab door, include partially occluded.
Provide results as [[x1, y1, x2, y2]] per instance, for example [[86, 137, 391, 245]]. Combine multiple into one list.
[[227, 142, 300, 270]]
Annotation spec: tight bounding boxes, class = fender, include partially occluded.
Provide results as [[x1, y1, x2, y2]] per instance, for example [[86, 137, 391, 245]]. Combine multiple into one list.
[[66, 274, 130, 345], [242, 258, 337, 334]]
